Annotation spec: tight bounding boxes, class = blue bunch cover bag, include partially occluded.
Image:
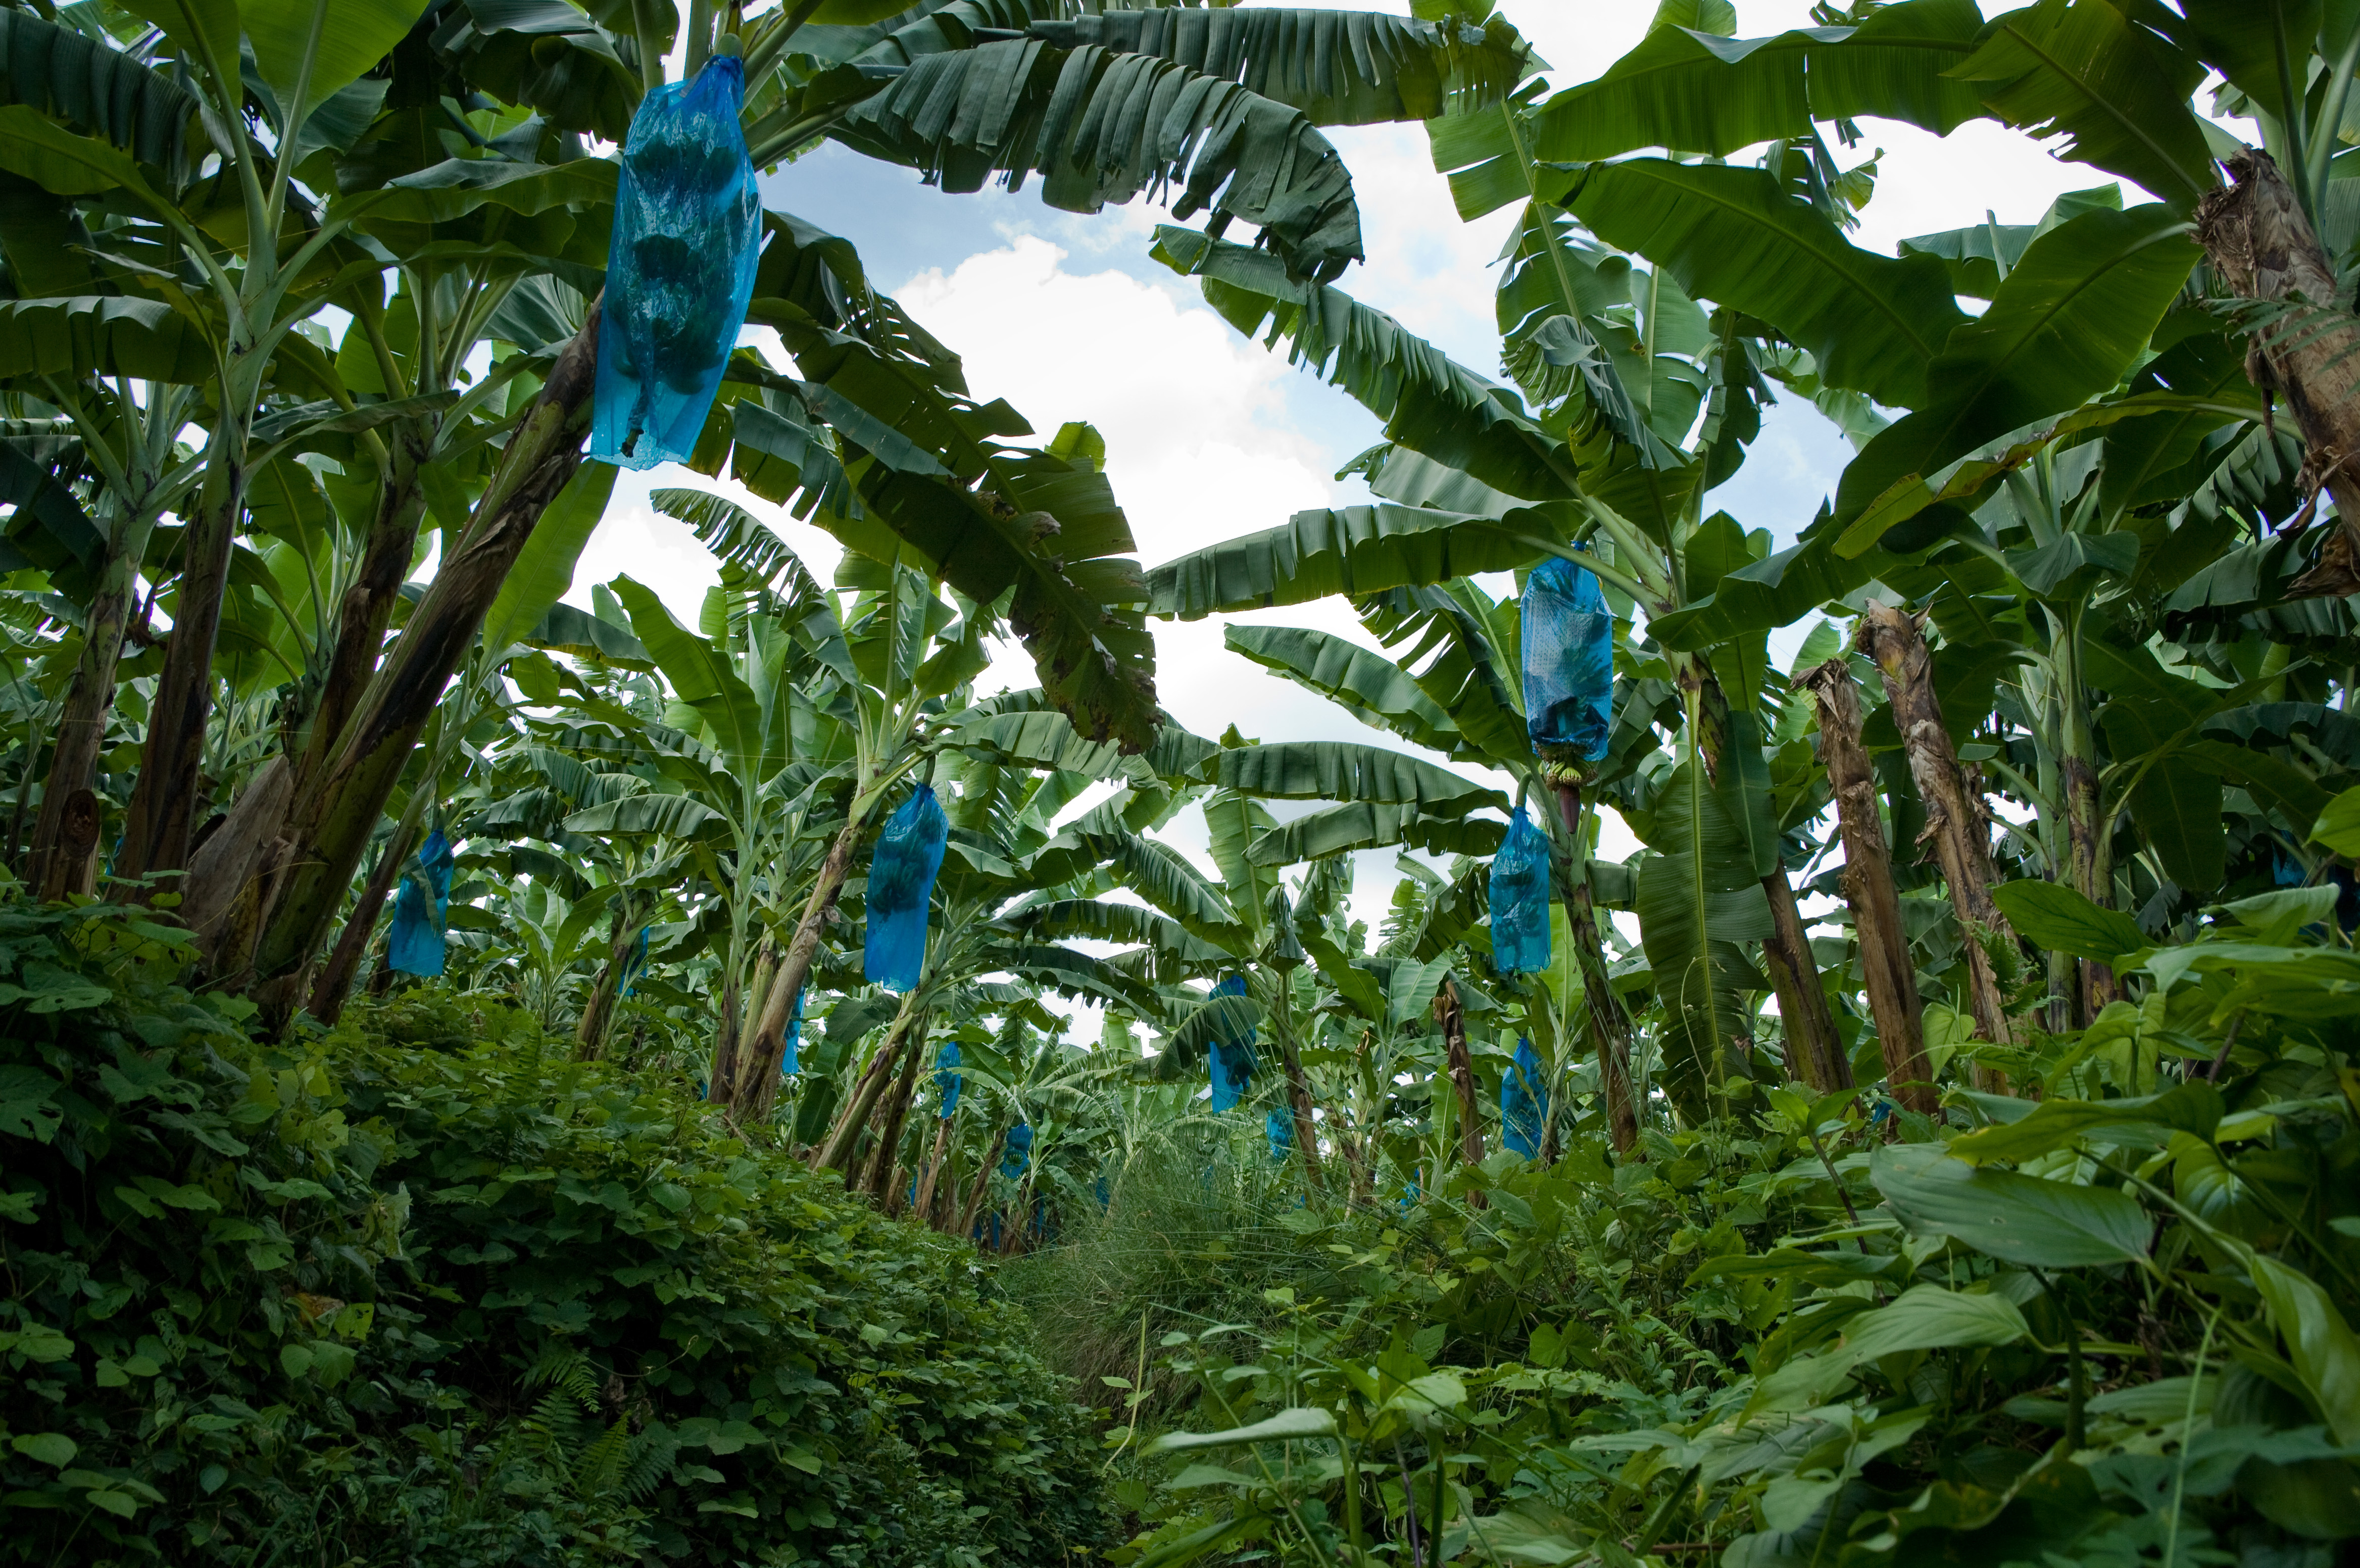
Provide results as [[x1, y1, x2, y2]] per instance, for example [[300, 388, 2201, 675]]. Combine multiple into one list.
[[1501, 1036, 1549, 1158], [387, 830, 457, 976], [1489, 811, 1552, 973], [1000, 1122, 1032, 1178], [778, 987, 805, 1075], [864, 783, 949, 992], [1265, 1107, 1293, 1161], [591, 54, 762, 470], [1521, 552, 1613, 757], [935, 1040, 962, 1119], [1207, 973, 1257, 1112]]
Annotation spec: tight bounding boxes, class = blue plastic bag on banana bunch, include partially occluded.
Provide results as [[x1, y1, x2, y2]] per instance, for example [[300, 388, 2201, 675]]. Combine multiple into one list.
[[1521, 551, 1614, 758], [863, 784, 948, 992], [387, 830, 456, 976], [778, 988, 805, 1075], [1500, 1037, 1549, 1158], [591, 51, 762, 469], [1000, 1122, 1033, 1178], [1266, 1107, 1293, 1161], [935, 1041, 962, 1118], [1207, 973, 1257, 1112], [1489, 809, 1552, 973]]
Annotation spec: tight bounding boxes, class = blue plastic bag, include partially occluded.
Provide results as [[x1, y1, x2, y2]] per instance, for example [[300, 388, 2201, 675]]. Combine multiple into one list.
[[1501, 1036, 1549, 1158], [1266, 1107, 1293, 1162], [386, 830, 456, 976], [935, 1040, 962, 1118], [1522, 552, 1613, 758], [1490, 810, 1552, 973], [864, 783, 949, 992], [778, 987, 805, 1075], [1207, 973, 1256, 1112], [1000, 1122, 1032, 1178], [591, 52, 762, 470]]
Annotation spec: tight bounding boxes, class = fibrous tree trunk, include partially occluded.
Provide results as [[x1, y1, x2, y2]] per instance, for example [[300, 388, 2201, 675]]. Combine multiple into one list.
[[1762, 870, 1850, 1092], [297, 423, 433, 797], [194, 435, 434, 978], [2060, 754, 2116, 1018], [180, 757, 294, 977], [1857, 602, 2017, 1080], [913, 1115, 954, 1223], [1434, 978, 1485, 1178], [731, 814, 864, 1118], [1552, 779, 1641, 1156], [28, 553, 135, 900], [307, 817, 421, 1028], [999, 1173, 1033, 1256], [711, 937, 776, 1097], [117, 416, 254, 885], [573, 908, 642, 1061], [956, 1128, 1006, 1241], [44, 789, 102, 902], [2197, 147, 2360, 598], [246, 300, 603, 1007], [812, 1004, 921, 1174], [859, 1018, 929, 1201], [1801, 661, 1937, 1117]]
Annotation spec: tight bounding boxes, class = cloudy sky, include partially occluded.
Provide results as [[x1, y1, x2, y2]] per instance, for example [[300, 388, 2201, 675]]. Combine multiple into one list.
[[566, 0, 2153, 978]]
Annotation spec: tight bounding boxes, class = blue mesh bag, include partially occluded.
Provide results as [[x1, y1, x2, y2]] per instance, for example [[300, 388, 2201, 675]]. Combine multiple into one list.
[[935, 1040, 962, 1118], [1501, 1036, 1549, 1158], [1521, 552, 1614, 757], [1207, 973, 1257, 1112], [591, 52, 762, 470], [1000, 1122, 1033, 1178], [864, 784, 949, 992], [778, 987, 805, 1075], [386, 830, 456, 976], [1266, 1107, 1293, 1161], [1489, 810, 1552, 973]]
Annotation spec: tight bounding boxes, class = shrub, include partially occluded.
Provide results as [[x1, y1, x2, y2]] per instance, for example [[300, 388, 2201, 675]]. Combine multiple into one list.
[[0, 900, 1108, 1566]]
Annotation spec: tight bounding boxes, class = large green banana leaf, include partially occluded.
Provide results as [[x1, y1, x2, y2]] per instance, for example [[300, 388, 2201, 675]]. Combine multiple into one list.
[[1223, 624, 1464, 758], [611, 577, 773, 787], [1152, 227, 1571, 501], [1025, 8, 1529, 126], [1831, 204, 2201, 534], [1246, 801, 1507, 867], [1146, 502, 1559, 620], [1527, 0, 1985, 162], [1558, 159, 1966, 411], [1949, 0, 2215, 209], [0, 9, 197, 178], [832, 38, 1360, 283], [1210, 741, 1504, 813]]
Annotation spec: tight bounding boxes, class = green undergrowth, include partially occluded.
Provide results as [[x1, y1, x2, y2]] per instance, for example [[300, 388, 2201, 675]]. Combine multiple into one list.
[[0, 899, 1108, 1567], [1009, 1003, 2360, 1568]]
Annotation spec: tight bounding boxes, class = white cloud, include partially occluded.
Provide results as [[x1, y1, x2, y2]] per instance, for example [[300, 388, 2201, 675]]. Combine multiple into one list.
[[898, 235, 1338, 564]]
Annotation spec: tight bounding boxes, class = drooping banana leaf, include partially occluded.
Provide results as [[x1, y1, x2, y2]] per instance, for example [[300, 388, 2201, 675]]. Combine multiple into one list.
[[832, 39, 1362, 283], [1024, 7, 1530, 126]]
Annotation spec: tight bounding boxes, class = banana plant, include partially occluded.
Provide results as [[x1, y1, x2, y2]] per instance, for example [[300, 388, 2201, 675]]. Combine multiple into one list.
[[799, 735, 1181, 1191]]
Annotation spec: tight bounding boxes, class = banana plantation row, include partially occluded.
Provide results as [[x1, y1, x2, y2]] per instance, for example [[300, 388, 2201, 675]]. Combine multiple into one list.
[[4, 1, 2359, 1565]]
